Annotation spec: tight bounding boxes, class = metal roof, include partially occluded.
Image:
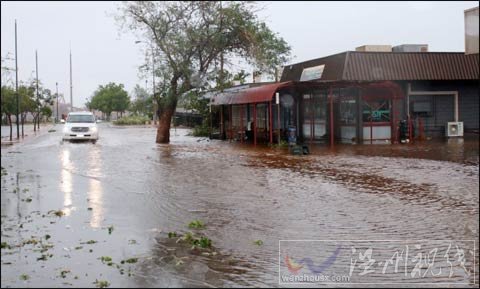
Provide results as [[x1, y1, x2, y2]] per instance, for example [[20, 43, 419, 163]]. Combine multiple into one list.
[[281, 52, 479, 82], [281, 52, 347, 82], [210, 81, 292, 105]]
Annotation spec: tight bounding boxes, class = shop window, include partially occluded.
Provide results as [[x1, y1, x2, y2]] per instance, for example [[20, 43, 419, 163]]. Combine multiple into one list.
[[256, 104, 267, 129], [232, 105, 241, 128], [362, 98, 390, 123], [339, 98, 357, 125]]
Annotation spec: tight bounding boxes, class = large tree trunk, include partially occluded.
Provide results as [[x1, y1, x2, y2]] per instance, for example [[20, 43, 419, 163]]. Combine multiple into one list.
[[156, 106, 176, 143], [156, 76, 182, 144]]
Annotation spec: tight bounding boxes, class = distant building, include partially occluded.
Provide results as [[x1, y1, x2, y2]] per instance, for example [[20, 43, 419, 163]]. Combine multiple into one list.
[[465, 6, 479, 55]]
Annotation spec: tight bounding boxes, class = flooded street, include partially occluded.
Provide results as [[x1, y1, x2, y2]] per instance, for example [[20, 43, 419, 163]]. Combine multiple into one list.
[[1, 124, 478, 287]]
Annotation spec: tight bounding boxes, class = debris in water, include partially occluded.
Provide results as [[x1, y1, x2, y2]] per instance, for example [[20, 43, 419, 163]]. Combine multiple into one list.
[[36, 254, 52, 261], [253, 240, 264, 246], [99, 256, 112, 263], [180, 232, 212, 249], [123, 258, 137, 264], [93, 279, 110, 288], [60, 270, 71, 278], [81, 240, 97, 245], [1, 242, 11, 249], [49, 210, 65, 217], [23, 238, 39, 246], [188, 220, 205, 229]]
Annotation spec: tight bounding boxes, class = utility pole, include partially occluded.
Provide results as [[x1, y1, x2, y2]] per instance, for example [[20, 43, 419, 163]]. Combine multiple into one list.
[[35, 50, 40, 131], [152, 45, 156, 123], [56, 82, 59, 123], [15, 19, 19, 139], [69, 49, 73, 112]]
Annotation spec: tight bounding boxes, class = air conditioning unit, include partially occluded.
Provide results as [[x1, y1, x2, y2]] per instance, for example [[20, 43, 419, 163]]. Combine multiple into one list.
[[446, 122, 464, 137]]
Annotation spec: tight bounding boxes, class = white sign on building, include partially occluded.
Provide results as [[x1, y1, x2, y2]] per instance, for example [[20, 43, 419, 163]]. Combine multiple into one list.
[[300, 64, 325, 81]]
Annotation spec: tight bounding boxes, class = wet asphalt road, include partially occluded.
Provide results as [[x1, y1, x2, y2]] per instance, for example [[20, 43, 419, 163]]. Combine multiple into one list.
[[1, 123, 479, 287]]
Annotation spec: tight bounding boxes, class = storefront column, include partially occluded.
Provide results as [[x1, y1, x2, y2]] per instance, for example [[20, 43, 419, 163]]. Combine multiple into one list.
[[356, 91, 363, 144], [269, 100, 273, 144], [311, 93, 315, 142], [253, 104, 257, 146], [391, 93, 396, 144], [329, 87, 334, 148], [229, 105, 233, 141], [220, 105, 224, 139], [240, 105, 244, 143]]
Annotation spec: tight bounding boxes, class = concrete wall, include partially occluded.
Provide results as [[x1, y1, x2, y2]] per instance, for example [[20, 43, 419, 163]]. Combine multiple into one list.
[[402, 80, 479, 136]]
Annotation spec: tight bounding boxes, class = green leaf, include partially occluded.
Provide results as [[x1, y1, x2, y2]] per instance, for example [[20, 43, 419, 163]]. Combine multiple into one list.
[[188, 220, 205, 229], [253, 240, 263, 246]]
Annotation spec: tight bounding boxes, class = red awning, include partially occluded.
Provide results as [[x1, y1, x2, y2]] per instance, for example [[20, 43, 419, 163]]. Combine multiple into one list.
[[211, 81, 293, 105]]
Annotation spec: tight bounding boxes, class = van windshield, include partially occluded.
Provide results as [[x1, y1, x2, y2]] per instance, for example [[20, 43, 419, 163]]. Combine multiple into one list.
[[67, 114, 95, 123]]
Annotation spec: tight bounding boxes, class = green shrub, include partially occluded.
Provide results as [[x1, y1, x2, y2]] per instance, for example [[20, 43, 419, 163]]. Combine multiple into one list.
[[191, 124, 210, 137], [113, 115, 149, 125]]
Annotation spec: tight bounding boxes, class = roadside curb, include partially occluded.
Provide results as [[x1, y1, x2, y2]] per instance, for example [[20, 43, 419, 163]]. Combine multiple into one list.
[[1, 123, 56, 148]]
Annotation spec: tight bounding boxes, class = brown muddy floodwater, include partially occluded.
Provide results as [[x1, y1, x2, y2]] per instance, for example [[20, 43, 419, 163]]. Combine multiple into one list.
[[1, 124, 478, 287]]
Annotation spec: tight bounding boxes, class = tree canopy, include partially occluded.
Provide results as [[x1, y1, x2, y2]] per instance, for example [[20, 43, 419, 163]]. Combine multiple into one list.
[[87, 82, 130, 120], [129, 84, 153, 117], [117, 1, 291, 143], [1, 85, 16, 117]]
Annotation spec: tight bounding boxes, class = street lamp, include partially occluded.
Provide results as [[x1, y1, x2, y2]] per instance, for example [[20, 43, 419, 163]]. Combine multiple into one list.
[[15, 19, 19, 139], [135, 40, 156, 123], [56, 82, 59, 123]]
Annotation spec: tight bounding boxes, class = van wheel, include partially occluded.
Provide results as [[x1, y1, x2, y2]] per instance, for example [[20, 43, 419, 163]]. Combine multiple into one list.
[[91, 140, 96, 144]]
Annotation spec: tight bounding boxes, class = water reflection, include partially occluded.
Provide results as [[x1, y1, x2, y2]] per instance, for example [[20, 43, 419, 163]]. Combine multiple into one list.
[[60, 149, 73, 216], [87, 147, 103, 228]]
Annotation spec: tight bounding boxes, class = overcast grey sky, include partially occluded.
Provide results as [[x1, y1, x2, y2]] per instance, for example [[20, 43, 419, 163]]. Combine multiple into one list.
[[1, 1, 477, 107]]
